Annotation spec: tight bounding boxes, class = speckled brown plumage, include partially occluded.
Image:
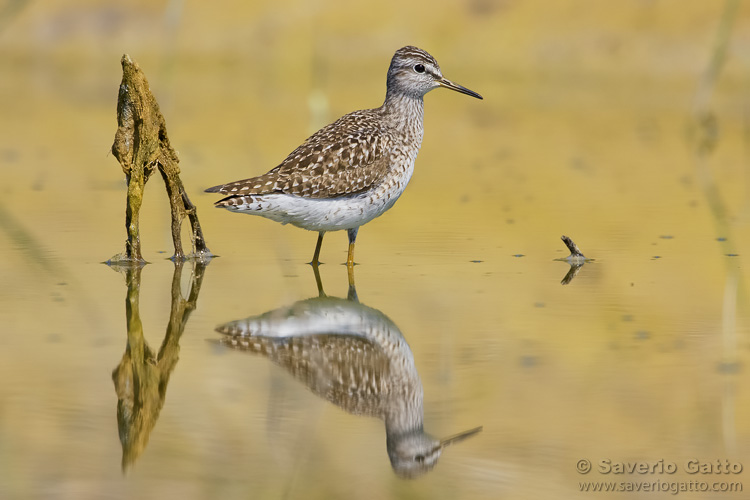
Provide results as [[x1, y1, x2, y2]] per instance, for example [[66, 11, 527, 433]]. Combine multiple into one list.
[[221, 333, 396, 417], [206, 112, 392, 201]]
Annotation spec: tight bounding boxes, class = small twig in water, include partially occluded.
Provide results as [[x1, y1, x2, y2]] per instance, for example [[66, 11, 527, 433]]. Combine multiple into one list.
[[561, 235, 585, 258]]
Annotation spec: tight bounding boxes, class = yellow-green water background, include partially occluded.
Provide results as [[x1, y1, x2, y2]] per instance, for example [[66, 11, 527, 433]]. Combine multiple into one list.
[[2, 1, 750, 498]]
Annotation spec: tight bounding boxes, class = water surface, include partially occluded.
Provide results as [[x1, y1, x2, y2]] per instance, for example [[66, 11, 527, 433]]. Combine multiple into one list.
[[1, 2, 750, 499]]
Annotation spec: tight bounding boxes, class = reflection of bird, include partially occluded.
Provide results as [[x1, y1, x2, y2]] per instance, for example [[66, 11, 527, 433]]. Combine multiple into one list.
[[206, 46, 482, 266], [215, 276, 481, 478]]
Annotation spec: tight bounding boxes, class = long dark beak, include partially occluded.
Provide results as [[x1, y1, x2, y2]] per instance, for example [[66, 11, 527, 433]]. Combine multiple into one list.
[[439, 78, 483, 100], [432, 426, 483, 454]]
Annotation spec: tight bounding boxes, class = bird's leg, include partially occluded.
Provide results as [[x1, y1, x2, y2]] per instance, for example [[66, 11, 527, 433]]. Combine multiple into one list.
[[310, 231, 325, 266], [346, 227, 359, 267], [346, 264, 358, 302], [311, 261, 326, 297]]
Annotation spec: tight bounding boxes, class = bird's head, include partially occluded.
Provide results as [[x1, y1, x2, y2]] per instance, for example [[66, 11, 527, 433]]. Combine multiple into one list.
[[387, 46, 482, 100]]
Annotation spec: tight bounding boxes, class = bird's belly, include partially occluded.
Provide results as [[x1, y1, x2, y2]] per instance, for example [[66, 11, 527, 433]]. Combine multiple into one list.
[[224, 164, 414, 232]]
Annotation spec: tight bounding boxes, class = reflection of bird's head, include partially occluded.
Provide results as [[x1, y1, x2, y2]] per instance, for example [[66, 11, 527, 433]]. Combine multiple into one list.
[[388, 426, 484, 479], [388, 431, 443, 479]]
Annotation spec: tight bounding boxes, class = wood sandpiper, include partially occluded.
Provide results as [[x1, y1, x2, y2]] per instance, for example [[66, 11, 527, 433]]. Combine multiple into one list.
[[206, 46, 482, 266]]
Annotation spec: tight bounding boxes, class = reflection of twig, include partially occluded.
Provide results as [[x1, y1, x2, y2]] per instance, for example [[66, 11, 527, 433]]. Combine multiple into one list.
[[560, 264, 584, 286], [111, 260, 208, 471]]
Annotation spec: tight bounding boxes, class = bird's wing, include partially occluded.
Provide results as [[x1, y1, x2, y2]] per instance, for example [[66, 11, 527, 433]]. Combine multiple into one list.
[[219, 333, 392, 417], [206, 112, 391, 200]]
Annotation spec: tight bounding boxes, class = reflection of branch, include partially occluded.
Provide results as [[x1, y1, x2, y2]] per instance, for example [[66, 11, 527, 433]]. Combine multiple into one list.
[[111, 260, 208, 472]]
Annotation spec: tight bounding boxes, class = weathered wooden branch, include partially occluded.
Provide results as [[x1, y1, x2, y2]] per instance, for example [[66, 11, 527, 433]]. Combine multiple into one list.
[[109, 54, 211, 264], [561, 235, 585, 258]]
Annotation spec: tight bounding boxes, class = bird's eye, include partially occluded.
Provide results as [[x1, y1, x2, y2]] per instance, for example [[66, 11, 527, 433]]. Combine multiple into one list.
[[415, 455, 425, 463], [414, 64, 425, 74]]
